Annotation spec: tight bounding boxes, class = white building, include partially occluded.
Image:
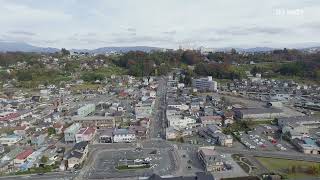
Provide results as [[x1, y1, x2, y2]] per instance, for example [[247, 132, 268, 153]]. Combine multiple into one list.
[[192, 76, 218, 92], [0, 135, 22, 146], [113, 129, 136, 143], [167, 116, 196, 129], [135, 102, 153, 120], [77, 104, 95, 117]]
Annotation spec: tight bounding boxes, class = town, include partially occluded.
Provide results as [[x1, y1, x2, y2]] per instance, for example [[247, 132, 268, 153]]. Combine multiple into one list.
[[1, 1, 320, 179], [0, 47, 319, 180]]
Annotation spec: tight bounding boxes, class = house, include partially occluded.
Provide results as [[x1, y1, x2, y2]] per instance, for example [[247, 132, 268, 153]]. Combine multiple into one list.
[[31, 133, 47, 146], [75, 127, 96, 143], [166, 127, 179, 140], [14, 148, 33, 167], [223, 111, 235, 125], [0, 134, 22, 146], [207, 125, 233, 147], [53, 123, 64, 134], [67, 141, 89, 169], [200, 116, 223, 126], [135, 102, 153, 120], [13, 126, 29, 136], [113, 128, 136, 143], [72, 116, 115, 129], [64, 123, 81, 143], [198, 146, 225, 172], [129, 126, 148, 139]]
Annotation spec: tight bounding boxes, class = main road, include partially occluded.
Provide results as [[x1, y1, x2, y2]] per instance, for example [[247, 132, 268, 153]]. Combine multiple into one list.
[[149, 77, 167, 139]]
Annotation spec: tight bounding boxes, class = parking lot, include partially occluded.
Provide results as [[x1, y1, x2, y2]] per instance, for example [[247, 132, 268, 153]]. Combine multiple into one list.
[[87, 147, 176, 179], [237, 125, 295, 152]]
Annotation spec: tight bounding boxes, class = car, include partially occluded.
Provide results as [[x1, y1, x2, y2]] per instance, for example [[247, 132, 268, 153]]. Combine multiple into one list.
[[260, 144, 267, 148]]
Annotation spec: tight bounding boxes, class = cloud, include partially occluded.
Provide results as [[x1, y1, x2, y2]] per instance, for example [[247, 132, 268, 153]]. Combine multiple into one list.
[[8, 31, 36, 36], [163, 30, 177, 35], [127, 28, 136, 32], [0, 0, 320, 49]]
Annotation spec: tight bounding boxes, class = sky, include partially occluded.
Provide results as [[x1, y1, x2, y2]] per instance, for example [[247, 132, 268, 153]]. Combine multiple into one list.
[[0, 0, 320, 49]]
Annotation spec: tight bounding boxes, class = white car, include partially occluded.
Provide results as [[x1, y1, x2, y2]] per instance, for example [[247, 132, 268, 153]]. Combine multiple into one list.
[[249, 145, 256, 149]]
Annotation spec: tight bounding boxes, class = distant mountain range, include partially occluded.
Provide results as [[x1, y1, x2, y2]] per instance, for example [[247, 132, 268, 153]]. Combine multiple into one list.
[[0, 41, 59, 53], [214, 47, 277, 53], [0, 41, 161, 54], [0, 41, 320, 54], [70, 46, 162, 54]]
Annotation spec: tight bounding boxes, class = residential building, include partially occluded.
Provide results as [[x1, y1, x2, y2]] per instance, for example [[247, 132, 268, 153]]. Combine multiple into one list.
[[192, 76, 218, 92], [77, 104, 95, 117], [198, 146, 225, 172], [72, 116, 115, 129], [135, 102, 153, 120], [207, 125, 233, 147], [14, 148, 33, 167], [67, 141, 89, 169], [167, 116, 196, 129], [13, 126, 29, 136], [64, 123, 81, 143], [0, 134, 22, 146], [166, 127, 179, 140], [200, 116, 223, 126], [75, 127, 96, 143]]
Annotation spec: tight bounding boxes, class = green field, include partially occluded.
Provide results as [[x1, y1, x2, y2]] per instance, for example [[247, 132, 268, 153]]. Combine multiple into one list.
[[256, 157, 320, 179]]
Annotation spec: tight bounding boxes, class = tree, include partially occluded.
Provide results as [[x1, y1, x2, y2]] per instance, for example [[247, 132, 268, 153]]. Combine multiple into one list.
[[48, 127, 56, 136], [17, 71, 33, 81], [40, 156, 49, 164], [61, 48, 70, 56], [181, 50, 202, 65]]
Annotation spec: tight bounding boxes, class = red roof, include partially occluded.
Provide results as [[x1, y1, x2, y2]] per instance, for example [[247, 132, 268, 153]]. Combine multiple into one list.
[[16, 148, 33, 160], [77, 127, 95, 135], [53, 123, 63, 128], [14, 126, 27, 131], [0, 112, 19, 121], [84, 127, 95, 135]]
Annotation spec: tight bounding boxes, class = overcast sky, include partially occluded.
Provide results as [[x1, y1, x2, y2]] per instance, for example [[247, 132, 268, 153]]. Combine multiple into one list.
[[0, 0, 320, 49]]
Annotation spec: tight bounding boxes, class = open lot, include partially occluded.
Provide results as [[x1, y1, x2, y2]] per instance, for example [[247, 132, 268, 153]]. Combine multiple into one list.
[[257, 157, 320, 179], [237, 125, 295, 152], [86, 148, 176, 179]]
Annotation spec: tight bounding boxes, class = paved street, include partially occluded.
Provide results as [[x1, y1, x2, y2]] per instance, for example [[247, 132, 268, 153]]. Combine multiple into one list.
[[0, 172, 76, 180], [149, 77, 167, 139], [177, 143, 320, 162]]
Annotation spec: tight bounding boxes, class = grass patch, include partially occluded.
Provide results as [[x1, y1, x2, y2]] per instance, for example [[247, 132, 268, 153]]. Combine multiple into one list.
[[71, 83, 103, 92], [256, 157, 320, 179]]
